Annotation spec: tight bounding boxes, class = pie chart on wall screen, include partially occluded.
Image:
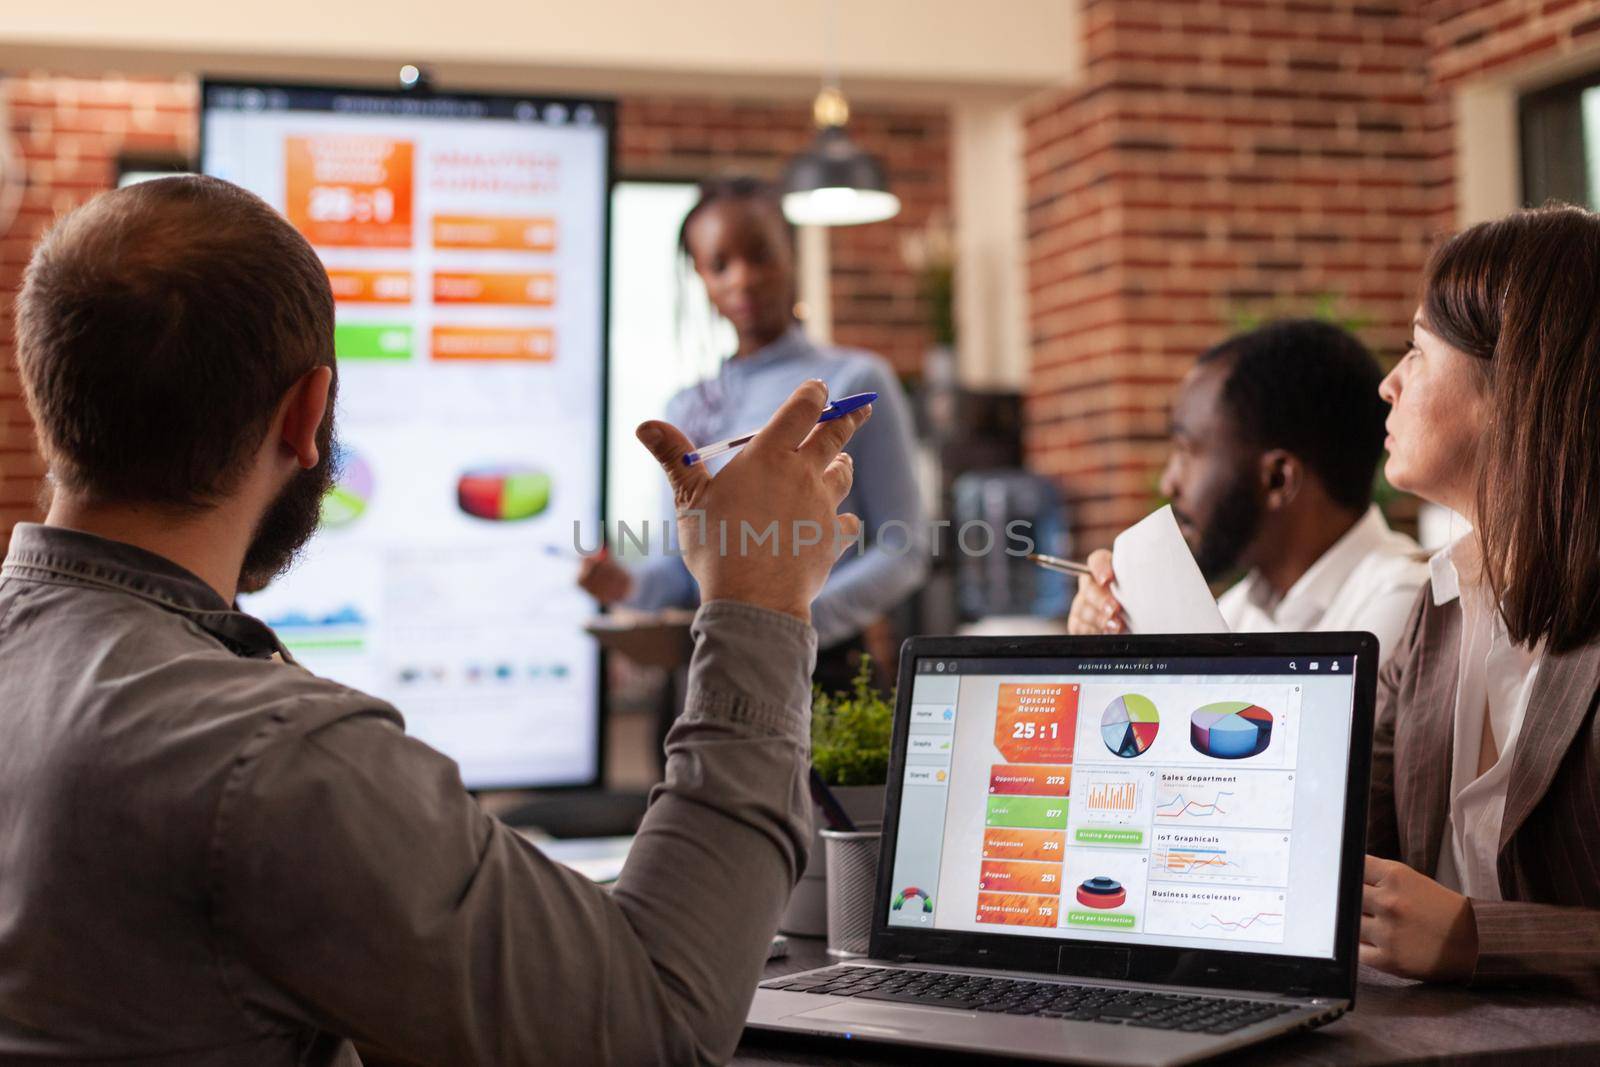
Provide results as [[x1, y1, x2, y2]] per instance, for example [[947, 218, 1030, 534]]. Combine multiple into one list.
[[1101, 694, 1160, 758], [456, 466, 552, 522], [321, 446, 374, 528]]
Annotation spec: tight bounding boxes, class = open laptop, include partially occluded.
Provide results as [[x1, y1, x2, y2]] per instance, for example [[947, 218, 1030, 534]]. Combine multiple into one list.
[[748, 631, 1377, 1066]]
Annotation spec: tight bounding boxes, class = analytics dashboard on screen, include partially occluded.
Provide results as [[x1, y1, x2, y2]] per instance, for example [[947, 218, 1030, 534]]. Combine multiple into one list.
[[885, 655, 1359, 960], [201, 81, 611, 789]]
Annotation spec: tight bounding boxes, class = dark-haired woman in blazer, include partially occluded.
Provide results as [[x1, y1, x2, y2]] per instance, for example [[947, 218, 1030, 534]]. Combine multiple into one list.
[[1361, 204, 1600, 993]]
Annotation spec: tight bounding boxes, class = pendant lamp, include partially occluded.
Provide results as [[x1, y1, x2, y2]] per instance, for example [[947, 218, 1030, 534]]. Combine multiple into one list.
[[781, 3, 900, 227]]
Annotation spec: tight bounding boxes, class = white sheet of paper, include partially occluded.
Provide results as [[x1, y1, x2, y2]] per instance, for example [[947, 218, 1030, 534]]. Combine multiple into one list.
[[1110, 505, 1229, 634]]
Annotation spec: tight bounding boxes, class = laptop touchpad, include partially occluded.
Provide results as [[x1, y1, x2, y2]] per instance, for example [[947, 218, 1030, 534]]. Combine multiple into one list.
[[793, 1001, 977, 1033]]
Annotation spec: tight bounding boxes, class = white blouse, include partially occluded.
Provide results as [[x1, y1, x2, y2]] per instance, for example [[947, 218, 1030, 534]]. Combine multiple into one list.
[[1429, 536, 1544, 899]]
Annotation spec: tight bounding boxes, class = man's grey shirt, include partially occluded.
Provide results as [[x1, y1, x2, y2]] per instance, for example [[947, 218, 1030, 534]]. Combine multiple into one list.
[[0, 523, 816, 1064]]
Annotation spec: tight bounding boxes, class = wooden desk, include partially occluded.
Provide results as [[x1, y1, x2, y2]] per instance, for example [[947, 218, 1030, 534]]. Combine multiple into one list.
[[736, 936, 1600, 1065]]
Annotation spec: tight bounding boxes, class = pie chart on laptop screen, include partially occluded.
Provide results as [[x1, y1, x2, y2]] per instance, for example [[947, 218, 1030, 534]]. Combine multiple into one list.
[[1101, 694, 1159, 758], [1190, 701, 1274, 759]]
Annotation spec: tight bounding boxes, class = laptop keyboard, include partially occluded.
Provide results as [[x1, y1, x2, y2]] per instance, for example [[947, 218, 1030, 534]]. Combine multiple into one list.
[[759, 966, 1300, 1034]]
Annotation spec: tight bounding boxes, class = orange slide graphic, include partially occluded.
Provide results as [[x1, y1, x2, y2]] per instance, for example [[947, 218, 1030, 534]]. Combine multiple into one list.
[[432, 215, 557, 253], [326, 270, 412, 304], [432, 272, 557, 307], [431, 326, 555, 363], [976, 892, 1059, 928], [982, 827, 1065, 862], [994, 683, 1079, 764], [285, 137, 413, 249], [979, 860, 1063, 895]]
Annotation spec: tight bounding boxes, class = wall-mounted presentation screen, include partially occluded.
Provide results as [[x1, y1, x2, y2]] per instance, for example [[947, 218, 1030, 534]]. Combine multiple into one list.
[[201, 81, 611, 789]]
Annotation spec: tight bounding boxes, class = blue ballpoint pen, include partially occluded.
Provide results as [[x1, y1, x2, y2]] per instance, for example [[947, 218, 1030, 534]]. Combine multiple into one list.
[[681, 391, 877, 467]]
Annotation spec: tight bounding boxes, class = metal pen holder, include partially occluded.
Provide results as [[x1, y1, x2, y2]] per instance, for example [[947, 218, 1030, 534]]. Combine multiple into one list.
[[819, 828, 882, 958]]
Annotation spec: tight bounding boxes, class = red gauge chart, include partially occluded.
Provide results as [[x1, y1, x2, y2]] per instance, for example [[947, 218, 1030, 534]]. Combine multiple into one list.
[[1075, 876, 1127, 909], [1101, 694, 1160, 758]]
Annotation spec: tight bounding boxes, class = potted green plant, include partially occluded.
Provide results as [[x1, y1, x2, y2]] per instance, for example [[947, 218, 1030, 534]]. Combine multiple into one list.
[[781, 657, 895, 937]]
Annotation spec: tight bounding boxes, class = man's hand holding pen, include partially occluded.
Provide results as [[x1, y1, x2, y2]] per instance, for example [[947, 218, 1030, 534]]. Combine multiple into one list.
[[634, 380, 870, 624]]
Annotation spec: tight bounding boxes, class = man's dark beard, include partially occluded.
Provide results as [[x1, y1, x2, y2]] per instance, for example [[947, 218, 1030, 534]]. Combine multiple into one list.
[[1185, 470, 1265, 583], [238, 418, 337, 595]]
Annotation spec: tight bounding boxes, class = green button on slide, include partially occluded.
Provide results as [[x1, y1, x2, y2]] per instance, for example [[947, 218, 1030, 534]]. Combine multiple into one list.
[[1067, 910, 1137, 930], [1075, 827, 1144, 846], [336, 323, 413, 361], [986, 795, 1069, 830]]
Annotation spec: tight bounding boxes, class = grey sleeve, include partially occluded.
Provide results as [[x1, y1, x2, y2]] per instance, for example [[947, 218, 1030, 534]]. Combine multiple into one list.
[[214, 600, 816, 1065], [809, 358, 929, 648]]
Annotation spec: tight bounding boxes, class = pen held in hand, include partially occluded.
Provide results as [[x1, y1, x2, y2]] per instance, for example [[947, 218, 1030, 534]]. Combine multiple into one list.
[[681, 391, 877, 467], [1027, 552, 1095, 578]]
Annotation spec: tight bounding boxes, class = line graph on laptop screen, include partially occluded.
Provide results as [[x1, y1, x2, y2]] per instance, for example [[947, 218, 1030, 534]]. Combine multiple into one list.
[[885, 654, 1358, 959]]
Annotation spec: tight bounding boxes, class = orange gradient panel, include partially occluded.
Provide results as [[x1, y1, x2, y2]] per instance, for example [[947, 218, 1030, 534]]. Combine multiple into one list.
[[326, 270, 413, 304], [285, 137, 413, 248], [431, 326, 555, 362], [982, 827, 1066, 862], [994, 684, 1079, 763], [432, 214, 557, 252], [979, 860, 1063, 895], [989, 764, 1071, 797], [432, 271, 556, 307], [976, 892, 1059, 928]]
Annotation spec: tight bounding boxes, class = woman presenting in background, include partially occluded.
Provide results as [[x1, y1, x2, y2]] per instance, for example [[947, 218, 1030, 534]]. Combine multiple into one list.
[[1357, 204, 1600, 993], [581, 177, 927, 690]]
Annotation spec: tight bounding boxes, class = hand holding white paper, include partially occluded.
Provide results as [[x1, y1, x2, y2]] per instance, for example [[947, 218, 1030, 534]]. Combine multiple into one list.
[[1109, 505, 1230, 634]]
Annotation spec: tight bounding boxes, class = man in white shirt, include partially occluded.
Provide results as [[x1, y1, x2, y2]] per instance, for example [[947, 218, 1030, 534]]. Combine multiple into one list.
[[1068, 319, 1427, 664]]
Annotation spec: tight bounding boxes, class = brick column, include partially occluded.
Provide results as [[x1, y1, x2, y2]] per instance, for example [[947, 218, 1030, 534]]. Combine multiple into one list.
[[1023, 0, 1439, 550]]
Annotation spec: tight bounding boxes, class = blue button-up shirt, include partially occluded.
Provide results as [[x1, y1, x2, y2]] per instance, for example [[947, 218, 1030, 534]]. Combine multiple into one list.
[[628, 327, 928, 647]]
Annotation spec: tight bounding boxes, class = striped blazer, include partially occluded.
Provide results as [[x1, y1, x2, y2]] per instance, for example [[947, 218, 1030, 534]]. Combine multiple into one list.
[[1369, 589, 1600, 992]]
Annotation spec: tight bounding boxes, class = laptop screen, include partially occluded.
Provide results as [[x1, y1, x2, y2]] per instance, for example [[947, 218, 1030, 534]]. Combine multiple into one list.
[[882, 651, 1359, 961]]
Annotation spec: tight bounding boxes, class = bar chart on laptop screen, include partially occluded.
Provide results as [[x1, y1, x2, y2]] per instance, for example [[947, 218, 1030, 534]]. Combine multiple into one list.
[[202, 82, 611, 789]]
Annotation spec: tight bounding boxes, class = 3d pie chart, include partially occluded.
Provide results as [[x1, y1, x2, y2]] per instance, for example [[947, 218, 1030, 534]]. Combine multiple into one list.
[[1101, 694, 1160, 758], [457, 466, 551, 522], [1075, 877, 1127, 910], [321, 446, 374, 528], [1190, 701, 1274, 759]]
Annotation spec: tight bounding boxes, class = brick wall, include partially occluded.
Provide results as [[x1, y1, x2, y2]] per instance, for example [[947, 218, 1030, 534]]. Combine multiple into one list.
[[1024, 0, 1599, 552], [0, 75, 199, 546], [1023, 0, 1439, 550], [0, 75, 948, 551], [1426, 0, 1600, 228]]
